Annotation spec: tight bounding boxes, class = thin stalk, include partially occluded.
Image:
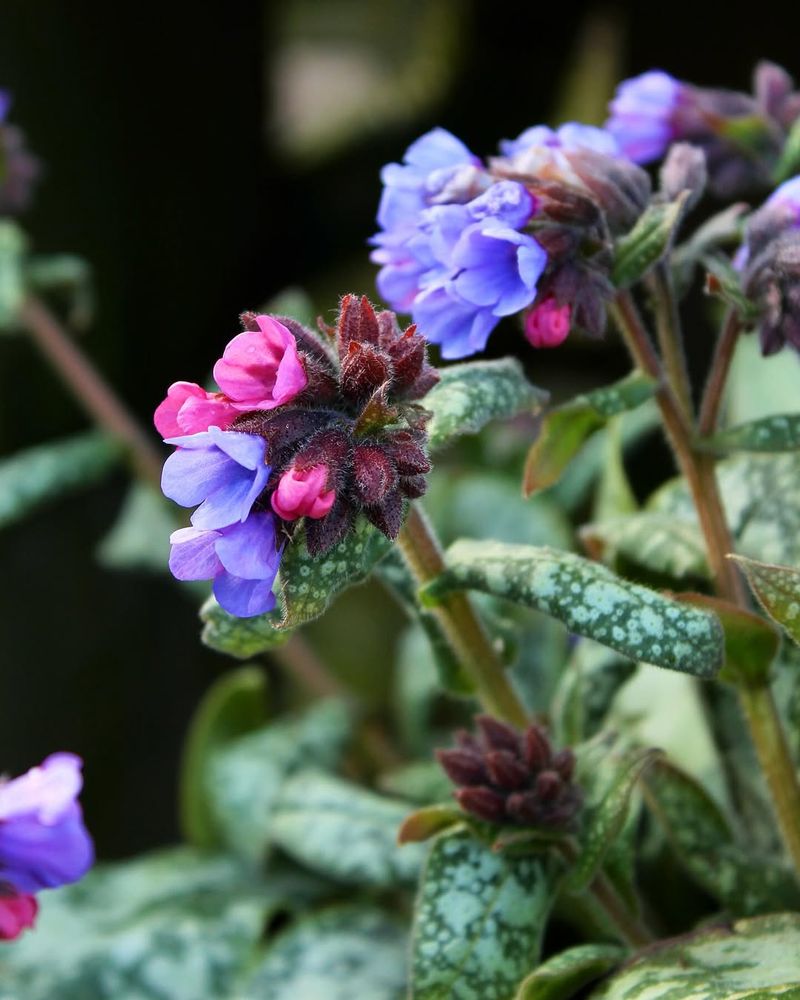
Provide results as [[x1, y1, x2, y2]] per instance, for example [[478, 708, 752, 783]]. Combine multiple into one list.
[[698, 308, 741, 437], [739, 684, 800, 875], [397, 504, 529, 728], [650, 264, 694, 423], [19, 295, 164, 489]]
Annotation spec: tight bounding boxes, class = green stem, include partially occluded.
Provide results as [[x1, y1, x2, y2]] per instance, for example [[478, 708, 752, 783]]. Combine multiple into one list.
[[650, 264, 694, 423], [397, 504, 529, 728], [19, 294, 164, 489]]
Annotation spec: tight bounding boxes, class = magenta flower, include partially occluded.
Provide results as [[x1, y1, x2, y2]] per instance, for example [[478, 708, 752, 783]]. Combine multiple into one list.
[[0, 754, 93, 895], [213, 316, 307, 411], [169, 513, 282, 617], [153, 381, 239, 437], [271, 465, 336, 521], [0, 892, 37, 941], [524, 299, 572, 348]]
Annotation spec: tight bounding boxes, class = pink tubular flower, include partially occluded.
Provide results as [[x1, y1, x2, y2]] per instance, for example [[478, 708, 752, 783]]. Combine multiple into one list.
[[213, 316, 307, 411], [524, 299, 572, 348], [0, 891, 37, 940], [271, 464, 336, 521], [153, 381, 239, 437]]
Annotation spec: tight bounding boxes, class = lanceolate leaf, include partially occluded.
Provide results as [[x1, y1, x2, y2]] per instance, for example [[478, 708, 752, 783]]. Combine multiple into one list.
[[612, 195, 688, 287], [589, 913, 800, 999], [422, 540, 724, 678], [581, 513, 709, 581], [700, 413, 800, 453], [425, 358, 548, 451], [0, 219, 27, 329], [410, 829, 557, 1000], [523, 372, 657, 496], [238, 905, 407, 1000], [0, 431, 121, 530], [731, 555, 800, 647], [515, 944, 625, 1000], [200, 597, 291, 659], [270, 769, 426, 887], [278, 516, 393, 628], [642, 757, 800, 915]]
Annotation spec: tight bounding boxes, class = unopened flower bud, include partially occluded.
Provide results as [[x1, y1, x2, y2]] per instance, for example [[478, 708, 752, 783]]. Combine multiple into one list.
[[476, 715, 520, 755], [455, 787, 507, 824], [485, 750, 529, 790], [535, 770, 563, 801], [659, 142, 707, 209], [524, 298, 572, 349], [271, 464, 335, 521], [435, 749, 487, 786]]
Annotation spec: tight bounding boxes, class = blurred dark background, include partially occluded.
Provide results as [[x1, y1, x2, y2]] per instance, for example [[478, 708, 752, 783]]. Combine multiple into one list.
[[0, 0, 798, 858]]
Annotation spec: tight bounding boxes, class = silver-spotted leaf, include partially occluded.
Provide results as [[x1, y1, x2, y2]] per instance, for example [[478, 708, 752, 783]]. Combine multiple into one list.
[[422, 540, 724, 678], [515, 944, 625, 1000], [425, 358, 548, 451], [612, 195, 687, 287], [581, 512, 709, 581], [589, 913, 800, 999], [701, 413, 800, 453], [200, 596, 291, 659], [270, 769, 426, 887], [237, 905, 407, 1000], [732, 555, 800, 647], [410, 829, 557, 1000], [0, 431, 121, 530]]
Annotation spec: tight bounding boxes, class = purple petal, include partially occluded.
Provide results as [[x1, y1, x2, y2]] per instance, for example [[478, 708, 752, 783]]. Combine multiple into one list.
[[215, 514, 281, 580], [168, 527, 223, 580], [0, 91, 10, 123], [0, 754, 82, 824], [190, 464, 266, 530], [161, 446, 234, 508], [0, 803, 94, 893], [404, 128, 475, 172], [466, 181, 535, 229], [206, 427, 267, 470], [214, 572, 277, 618]]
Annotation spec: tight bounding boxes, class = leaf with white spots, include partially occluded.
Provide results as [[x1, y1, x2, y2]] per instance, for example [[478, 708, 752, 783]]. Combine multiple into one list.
[[278, 515, 393, 628], [200, 596, 291, 658], [238, 905, 407, 1000], [589, 913, 800, 999], [581, 512, 709, 582], [612, 195, 688, 288], [425, 358, 548, 451], [642, 757, 800, 916], [270, 769, 426, 887], [421, 540, 724, 678], [701, 413, 800, 453], [410, 829, 558, 1000], [731, 555, 800, 648], [523, 372, 657, 497], [515, 944, 625, 1000]]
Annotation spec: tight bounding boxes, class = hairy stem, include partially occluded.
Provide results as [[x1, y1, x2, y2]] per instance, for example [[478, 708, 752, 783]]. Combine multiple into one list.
[[19, 295, 164, 489], [397, 504, 529, 727], [698, 309, 741, 437], [650, 264, 694, 423]]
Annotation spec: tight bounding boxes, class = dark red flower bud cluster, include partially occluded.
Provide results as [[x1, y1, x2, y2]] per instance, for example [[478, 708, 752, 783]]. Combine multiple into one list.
[[233, 294, 438, 555], [436, 715, 583, 831]]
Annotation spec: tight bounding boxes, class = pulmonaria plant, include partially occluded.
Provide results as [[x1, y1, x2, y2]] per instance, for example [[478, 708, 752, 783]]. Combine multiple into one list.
[[0, 754, 93, 940], [157, 295, 437, 617]]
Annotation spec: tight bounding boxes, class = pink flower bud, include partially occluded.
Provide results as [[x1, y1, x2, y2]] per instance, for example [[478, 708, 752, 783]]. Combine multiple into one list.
[[213, 316, 307, 411], [0, 892, 38, 940], [524, 298, 572, 348], [271, 464, 335, 521], [153, 382, 239, 437]]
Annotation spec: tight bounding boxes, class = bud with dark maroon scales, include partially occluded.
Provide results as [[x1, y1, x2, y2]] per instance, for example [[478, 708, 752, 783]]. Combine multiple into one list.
[[436, 715, 583, 831]]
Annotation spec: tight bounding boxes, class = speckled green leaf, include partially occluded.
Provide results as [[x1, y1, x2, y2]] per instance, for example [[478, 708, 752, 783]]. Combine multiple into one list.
[[270, 769, 426, 887], [0, 219, 27, 329], [701, 413, 800, 453], [732, 556, 800, 647], [205, 699, 352, 863], [425, 358, 548, 451], [567, 746, 661, 893], [422, 540, 724, 677], [278, 516, 393, 628], [581, 512, 709, 581], [0, 848, 286, 1000], [0, 431, 121, 530], [200, 596, 291, 658], [643, 757, 800, 915], [179, 667, 269, 848], [411, 829, 557, 1000], [589, 913, 800, 999], [524, 372, 657, 496], [612, 195, 687, 287], [515, 944, 625, 1000], [553, 640, 636, 745], [97, 483, 177, 572], [238, 905, 407, 1000]]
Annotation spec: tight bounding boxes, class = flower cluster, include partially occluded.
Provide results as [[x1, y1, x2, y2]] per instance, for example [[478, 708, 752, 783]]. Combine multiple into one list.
[[157, 296, 437, 617], [606, 62, 800, 197], [0, 754, 94, 940], [0, 90, 39, 216], [371, 123, 650, 358], [740, 176, 800, 355], [436, 716, 583, 830]]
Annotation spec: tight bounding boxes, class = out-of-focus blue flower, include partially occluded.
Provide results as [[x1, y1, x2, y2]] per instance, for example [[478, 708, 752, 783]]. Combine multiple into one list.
[[605, 71, 683, 163], [169, 514, 282, 617], [161, 426, 271, 530], [0, 754, 93, 894], [0, 91, 10, 124], [499, 122, 619, 161]]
